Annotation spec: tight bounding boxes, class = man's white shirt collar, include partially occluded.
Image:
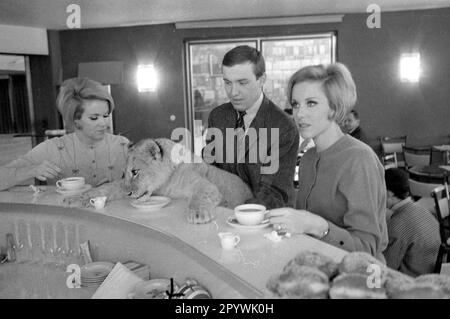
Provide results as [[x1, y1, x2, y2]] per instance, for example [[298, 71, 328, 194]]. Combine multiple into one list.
[[239, 92, 263, 131]]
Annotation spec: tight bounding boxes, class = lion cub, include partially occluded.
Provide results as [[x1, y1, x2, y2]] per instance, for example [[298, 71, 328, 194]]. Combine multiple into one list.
[[85, 138, 253, 224]]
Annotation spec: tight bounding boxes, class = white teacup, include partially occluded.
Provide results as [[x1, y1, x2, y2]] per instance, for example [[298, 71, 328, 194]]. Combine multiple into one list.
[[56, 177, 85, 190], [90, 196, 107, 209], [218, 232, 240, 250], [234, 204, 267, 226]]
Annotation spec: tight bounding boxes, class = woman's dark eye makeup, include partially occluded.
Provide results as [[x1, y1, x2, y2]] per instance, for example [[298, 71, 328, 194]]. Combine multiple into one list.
[[88, 113, 109, 120]]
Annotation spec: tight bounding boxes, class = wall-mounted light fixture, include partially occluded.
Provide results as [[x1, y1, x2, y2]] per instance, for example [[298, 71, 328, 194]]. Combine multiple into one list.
[[137, 64, 158, 92], [400, 53, 420, 83]]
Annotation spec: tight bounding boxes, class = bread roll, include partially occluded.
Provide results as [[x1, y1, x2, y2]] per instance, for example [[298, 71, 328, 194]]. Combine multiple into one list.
[[283, 251, 339, 279], [383, 269, 415, 298], [338, 252, 387, 279], [266, 265, 330, 299], [389, 283, 446, 299], [415, 274, 450, 297], [329, 273, 387, 299]]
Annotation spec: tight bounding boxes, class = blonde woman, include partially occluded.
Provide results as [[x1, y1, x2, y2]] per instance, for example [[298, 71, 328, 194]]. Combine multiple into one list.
[[269, 63, 388, 260], [0, 77, 129, 191]]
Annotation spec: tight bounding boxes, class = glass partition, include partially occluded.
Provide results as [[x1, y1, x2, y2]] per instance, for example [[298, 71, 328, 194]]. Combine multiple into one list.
[[261, 35, 335, 110], [186, 33, 336, 156], [187, 40, 257, 155]]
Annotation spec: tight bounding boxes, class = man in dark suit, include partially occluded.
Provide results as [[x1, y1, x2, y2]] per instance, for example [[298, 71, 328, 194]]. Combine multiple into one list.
[[203, 45, 299, 209], [343, 110, 369, 144]]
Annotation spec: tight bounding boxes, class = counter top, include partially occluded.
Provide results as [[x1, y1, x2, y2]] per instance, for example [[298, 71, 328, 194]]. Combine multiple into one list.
[[0, 186, 347, 296]]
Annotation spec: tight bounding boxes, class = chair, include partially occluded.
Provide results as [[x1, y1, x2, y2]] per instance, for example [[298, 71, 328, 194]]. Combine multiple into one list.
[[380, 135, 407, 168], [382, 153, 398, 169], [403, 146, 431, 168], [431, 183, 450, 273], [430, 146, 450, 165], [408, 169, 447, 196], [407, 168, 447, 212]]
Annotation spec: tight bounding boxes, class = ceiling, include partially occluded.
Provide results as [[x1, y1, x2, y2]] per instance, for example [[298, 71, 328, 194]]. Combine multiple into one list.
[[1, 0, 450, 30]]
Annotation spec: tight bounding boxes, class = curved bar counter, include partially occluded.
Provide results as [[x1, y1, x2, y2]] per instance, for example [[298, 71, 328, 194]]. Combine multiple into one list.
[[0, 186, 347, 298]]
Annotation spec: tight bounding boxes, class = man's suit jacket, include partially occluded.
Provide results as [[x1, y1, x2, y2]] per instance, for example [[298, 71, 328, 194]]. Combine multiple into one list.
[[350, 126, 369, 145], [205, 95, 299, 209]]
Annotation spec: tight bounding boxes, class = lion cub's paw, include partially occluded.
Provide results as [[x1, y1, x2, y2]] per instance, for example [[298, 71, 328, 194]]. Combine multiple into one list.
[[187, 207, 215, 224], [135, 192, 153, 202]]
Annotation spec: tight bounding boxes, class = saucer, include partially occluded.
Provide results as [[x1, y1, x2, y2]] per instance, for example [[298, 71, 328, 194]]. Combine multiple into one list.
[[81, 261, 114, 278], [130, 196, 171, 211], [226, 216, 270, 230], [56, 184, 92, 196]]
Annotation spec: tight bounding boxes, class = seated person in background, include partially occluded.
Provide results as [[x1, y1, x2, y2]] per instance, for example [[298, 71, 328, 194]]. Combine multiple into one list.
[[205, 45, 299, 209], [269, 63, 388, 260], [0, 77, 129, 191], [343, 110, 369, 144], [383, 168, 440, 277]]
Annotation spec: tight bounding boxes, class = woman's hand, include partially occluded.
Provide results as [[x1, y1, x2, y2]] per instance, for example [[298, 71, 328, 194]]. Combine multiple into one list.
[[31, 160, 62, 181], [268, 207, 329, 239]]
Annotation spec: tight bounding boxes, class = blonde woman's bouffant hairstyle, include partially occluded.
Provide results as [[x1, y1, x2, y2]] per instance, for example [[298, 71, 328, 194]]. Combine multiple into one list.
[[56, 77, 115, 133], [287, 62, 357, 125]]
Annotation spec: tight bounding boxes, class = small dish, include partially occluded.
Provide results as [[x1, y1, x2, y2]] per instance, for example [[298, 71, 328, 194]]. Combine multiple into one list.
[[128, 278, 178, 299], [130, 196, 171, 211], [56, 184, 92, 196], [226, 216, 270, 230], [81, 261, 114, 278]]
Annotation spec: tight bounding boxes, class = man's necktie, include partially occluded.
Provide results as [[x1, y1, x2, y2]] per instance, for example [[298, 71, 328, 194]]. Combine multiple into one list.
[[235, 111, 247, 131], [235, 111, 247, 161]]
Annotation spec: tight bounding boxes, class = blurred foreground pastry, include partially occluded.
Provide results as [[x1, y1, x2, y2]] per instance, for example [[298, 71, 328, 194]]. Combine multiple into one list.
[[329, 273, 387, 299], [389, 283, 445, 299], [266, 265, 330, 298], [266, 249, 450, 299], [383, 269, 415, 297], [339, 252, 387, 278], [383, 271, 446, 299], [283, 251, 339, 279], [415, 274, 450, 297]]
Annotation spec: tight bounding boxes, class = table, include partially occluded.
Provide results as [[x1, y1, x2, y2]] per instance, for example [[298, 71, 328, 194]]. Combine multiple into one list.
[[0, 186, 348, 297], [434, 145, 450, 152], [409, 165, 448, 182], [432, 145, 450, 165]]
